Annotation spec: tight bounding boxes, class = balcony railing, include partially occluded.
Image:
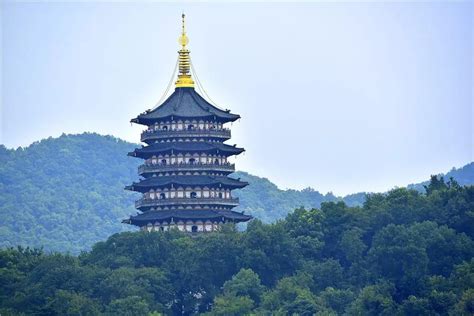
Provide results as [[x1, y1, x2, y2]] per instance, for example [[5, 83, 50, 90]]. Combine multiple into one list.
[[141, 128, 231, 141], [138, 162, 235, 174], [135, 197, 239, 208]]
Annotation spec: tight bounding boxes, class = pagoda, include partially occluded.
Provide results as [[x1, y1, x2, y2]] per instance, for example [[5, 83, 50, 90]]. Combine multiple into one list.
[[122, 14, 252, 233]]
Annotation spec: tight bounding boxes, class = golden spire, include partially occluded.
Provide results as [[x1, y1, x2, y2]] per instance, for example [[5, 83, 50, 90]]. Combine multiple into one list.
[[175, 13, 195, 88]]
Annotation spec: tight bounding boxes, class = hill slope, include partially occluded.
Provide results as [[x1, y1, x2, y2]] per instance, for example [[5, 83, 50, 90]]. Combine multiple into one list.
[[0, 133, 472, 253], [1, 178, 473, 315], [407, 163, 474, 191]]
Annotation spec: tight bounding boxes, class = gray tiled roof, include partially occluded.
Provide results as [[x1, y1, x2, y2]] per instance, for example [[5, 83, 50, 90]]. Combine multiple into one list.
[[125, 175, 248, 192], [128, 141, 244, 158], [132, 87, 240, 124], [124, 209, 252, 225]]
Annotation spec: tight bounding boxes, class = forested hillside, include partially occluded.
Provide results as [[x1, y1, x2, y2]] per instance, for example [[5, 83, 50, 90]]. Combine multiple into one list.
[[408, 163, 474, 191], [0, 133, 341, 253], [1, 178, 473, 315], [0, 133, 472, 253]]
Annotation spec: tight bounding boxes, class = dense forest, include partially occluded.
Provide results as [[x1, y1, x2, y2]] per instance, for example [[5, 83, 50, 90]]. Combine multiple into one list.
[[0, 133, 345, 253], [1, 133, 472, 253], [1, 177, 473, 315]]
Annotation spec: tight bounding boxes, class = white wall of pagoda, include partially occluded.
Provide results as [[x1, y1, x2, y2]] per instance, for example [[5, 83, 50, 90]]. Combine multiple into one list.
[[140, 220, 222, 233], [144, 187, 231, 199], [148, 120, 224, 131], [147, 154, 227, 165]]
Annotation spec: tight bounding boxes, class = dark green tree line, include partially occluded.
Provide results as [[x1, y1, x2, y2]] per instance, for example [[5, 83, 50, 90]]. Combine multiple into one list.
[[0, 177, 473, 315]]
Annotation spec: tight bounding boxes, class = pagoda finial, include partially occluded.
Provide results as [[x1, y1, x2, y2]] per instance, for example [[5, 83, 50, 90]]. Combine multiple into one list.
[[175, 13, 194, 88]]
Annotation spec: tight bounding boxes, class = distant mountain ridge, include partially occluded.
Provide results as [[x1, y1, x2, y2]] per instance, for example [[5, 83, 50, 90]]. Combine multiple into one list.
[[0, 133, 472, 253], [407, 163, 474, 191]]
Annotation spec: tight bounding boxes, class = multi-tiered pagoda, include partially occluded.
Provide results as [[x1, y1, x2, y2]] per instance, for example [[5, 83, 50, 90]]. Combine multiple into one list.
[[122, 15, 252, 233]]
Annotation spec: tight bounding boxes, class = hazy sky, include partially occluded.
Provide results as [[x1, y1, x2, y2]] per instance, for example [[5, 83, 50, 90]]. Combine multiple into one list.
[[2, 1, 473, 195]]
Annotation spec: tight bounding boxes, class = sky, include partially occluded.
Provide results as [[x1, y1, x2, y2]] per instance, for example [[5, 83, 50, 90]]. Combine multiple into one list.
[[1, 1, 473, 195]]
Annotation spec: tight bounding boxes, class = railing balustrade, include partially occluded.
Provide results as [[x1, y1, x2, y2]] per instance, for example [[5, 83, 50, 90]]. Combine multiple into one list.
[[135, 197, 239, 208], [141, 128, 231, 141], [138, 162, 235, 174]]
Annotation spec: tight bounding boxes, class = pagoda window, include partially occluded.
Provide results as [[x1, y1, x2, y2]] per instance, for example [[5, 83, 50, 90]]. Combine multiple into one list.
[[214, 158, 220, 165], [190, 192, 197, 198], [191, 225, 198, 233], [189, 158, 196, 164], [162, 125, 168, 131], [161, 159, 167, 165], [188, 124, 194, 130], [218, 192, 223, 199], [160, 193, 166, 199]]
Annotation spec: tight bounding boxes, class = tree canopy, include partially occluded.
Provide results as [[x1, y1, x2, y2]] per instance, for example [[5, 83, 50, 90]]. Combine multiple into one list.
[[1, 133, 472, 254], [1, 176, 473, 315]]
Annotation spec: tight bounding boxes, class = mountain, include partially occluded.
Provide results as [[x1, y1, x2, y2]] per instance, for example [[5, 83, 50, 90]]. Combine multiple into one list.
[[0, 133, 472, 253], [407, 163, 474, 191]]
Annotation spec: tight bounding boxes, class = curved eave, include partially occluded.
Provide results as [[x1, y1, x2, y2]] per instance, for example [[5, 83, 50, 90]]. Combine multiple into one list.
[[123, 209, 253, 225], [128, 144, 245, 159], [125, 176, 249, 192], [132, 113, 240, 126], [131, 88, 240, 125]]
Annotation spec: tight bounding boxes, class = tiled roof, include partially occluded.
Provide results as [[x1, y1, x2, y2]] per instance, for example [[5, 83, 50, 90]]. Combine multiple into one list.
[[132, 87, 240, 124]]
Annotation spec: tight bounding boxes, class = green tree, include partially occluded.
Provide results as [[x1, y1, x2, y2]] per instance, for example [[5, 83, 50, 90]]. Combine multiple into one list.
[[261, 273, 319, 314], [222, 268, 265, 303], [206, 295, 254, 316], [318, 287, 354, 314], [451, 289, 474, 316], [347, 283, 398, 316], [46, 290, 100, 316], [300, 259, 345, 292], [400, 295, 431, 316], [104, 296, 150, 316]]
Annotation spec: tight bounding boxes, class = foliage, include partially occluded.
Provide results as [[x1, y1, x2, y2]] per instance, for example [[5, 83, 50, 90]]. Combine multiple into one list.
[[0, 176, 473, 315], [1, 134, 472, 253], [0, 133, 377, 253]]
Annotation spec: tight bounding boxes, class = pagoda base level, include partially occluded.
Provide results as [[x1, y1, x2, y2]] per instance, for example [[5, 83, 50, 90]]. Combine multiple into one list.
[[140, 221, 223, 233], [122, 209, 252, 233]]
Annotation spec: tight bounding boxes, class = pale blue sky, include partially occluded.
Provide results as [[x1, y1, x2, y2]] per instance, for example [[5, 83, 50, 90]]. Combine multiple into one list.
[[1, 1, 472, 195]]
